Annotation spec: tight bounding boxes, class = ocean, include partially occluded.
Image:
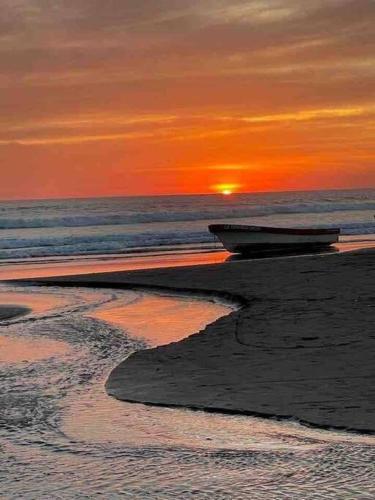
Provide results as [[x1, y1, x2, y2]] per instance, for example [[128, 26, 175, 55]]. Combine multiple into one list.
[[0, 189, 374, 262]]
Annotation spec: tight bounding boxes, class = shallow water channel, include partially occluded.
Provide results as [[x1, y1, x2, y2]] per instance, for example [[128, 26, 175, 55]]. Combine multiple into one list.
[[0, 283, 374, 499]]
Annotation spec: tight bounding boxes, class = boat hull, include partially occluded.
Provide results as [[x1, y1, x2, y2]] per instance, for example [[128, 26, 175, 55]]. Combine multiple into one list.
[[209, 224, 340, 254]]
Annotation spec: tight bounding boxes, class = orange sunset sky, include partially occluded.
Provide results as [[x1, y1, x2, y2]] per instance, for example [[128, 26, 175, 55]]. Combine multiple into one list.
[[0, 0, 374, 199]]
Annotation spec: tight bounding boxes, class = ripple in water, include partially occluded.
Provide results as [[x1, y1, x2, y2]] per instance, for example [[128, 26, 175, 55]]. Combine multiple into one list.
[[0, 283, 374, 499]]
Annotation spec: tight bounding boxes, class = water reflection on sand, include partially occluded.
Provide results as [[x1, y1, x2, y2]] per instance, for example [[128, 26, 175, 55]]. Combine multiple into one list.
[[63, 374, 374, 452], [0, 335, 69, 364], [88, 291, 233, 346], [1, 282, 374, 499]]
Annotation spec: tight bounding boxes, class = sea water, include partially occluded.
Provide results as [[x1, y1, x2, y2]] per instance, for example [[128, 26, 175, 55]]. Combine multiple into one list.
[[1, 189, 374, 262]]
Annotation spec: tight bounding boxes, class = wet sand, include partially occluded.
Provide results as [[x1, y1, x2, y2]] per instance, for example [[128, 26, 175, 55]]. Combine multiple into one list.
[[0, 299, 71, 363], [0, 305, 30, 321], [19, 249, 375, 433], [1, 238, 374, 281]]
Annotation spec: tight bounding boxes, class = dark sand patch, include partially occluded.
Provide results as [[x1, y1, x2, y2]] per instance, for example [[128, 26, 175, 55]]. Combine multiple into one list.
[[0, 305, 30, 321], [18, 249, 375, 433]]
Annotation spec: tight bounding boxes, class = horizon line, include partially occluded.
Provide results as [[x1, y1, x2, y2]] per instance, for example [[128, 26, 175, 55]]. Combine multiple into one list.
[[0, 185, 374, 203]]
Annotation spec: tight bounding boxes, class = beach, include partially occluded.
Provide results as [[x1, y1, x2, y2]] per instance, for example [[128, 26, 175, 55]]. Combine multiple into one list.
[[26, 248, 375, 434], [2, 246, 375, 497]]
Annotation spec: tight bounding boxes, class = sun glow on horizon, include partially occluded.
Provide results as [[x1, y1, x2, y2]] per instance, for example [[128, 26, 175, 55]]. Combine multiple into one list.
[[222, 189, 232, 195], [213, 183, 241, 196]]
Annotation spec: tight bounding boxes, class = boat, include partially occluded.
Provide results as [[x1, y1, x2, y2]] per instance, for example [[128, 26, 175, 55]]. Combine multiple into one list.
[[208, 224, 340, 254]]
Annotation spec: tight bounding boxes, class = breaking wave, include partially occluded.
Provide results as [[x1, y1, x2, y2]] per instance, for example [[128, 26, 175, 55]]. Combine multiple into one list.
[[1, 201, 375, 229], [0, 189, 374, 260]]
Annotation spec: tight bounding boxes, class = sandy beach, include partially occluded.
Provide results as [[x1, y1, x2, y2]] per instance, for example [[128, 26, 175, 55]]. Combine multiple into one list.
[[21, 248, 374, 434]]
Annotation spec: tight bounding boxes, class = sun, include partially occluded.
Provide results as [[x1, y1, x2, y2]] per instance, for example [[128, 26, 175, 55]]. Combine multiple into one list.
[[222, 189, 232, 196], [213, 183, 240, 195]]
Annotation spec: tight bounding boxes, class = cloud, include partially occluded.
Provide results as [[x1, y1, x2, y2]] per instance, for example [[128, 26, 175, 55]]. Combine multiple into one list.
[[232, 105, 375, 124], [1, 1, 373, 80], [0, 0, 374, 196], [1, 104, 373, 146], [0, 0, 372, 134]]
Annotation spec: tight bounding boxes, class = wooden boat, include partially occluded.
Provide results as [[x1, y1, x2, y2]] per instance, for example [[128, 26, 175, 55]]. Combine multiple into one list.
[[208, 224, 340, 254]]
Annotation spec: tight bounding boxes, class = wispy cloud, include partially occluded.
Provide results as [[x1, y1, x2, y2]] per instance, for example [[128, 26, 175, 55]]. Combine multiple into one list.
[[1, 105, 373, 146], [230, 105, 375, 124], [0, 113, 177, 133], [0, 0, 374, 196]]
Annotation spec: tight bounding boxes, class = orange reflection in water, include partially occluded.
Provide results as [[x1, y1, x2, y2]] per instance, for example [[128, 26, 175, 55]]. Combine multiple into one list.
[[0, 251, 228, 281], [0, 335, 69, 364], [1, 240, 374, 282], [0, 291, 79, 364], [89, 292, 233, 346], [0, 292, 69, 315]]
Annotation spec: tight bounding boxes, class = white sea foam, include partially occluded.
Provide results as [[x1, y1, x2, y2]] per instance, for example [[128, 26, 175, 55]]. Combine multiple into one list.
[[0, 200, 374, 229]]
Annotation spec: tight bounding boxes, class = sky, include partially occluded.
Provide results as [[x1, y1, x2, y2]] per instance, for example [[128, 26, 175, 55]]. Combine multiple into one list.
[[0, 0, 374, 199]]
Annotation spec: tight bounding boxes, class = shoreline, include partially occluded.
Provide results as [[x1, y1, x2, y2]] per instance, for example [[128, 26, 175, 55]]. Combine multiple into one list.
[[107, 396, 374, 436], [1, 237, 375, 281], [17, 247, 375, 434]]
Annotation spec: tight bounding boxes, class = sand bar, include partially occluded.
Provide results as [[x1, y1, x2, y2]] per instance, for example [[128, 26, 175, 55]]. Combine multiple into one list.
[[19, 249, 375, 433]]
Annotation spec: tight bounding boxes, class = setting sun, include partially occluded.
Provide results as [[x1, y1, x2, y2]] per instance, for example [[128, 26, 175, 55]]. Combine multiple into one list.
[[213, 183, 240, 196]]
